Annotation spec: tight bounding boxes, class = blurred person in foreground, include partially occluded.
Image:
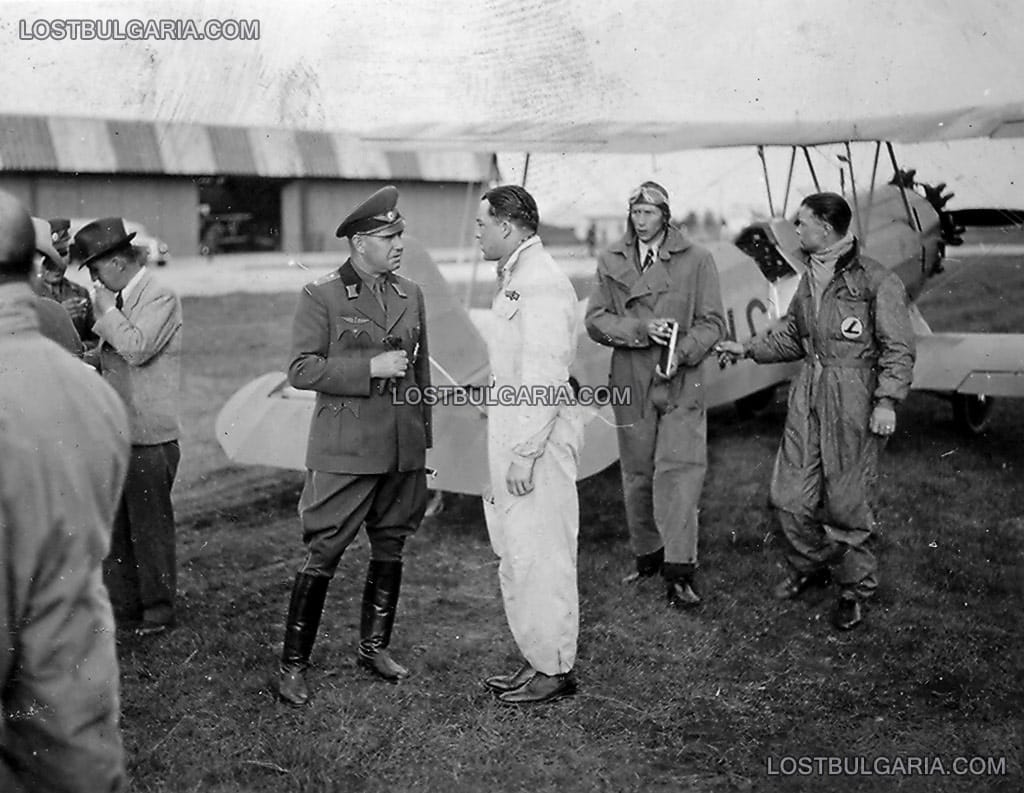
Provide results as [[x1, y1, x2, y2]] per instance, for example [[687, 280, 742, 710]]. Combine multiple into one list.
[[277, 185, 431, 706], [0, 190, 130, 793], [716, 192, 915, 630], [585, 181, 725, 609], [28, 216, 84, 355], [476, 185, 583, 705], [37, 216, 96, 344], [74, 218, 183, 636]]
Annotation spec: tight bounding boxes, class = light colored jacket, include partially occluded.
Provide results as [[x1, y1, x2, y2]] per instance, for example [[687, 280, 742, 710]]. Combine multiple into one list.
[[0, 282, 130, 793], [487, 237, 580, 463], [92, 267, 182, 444]]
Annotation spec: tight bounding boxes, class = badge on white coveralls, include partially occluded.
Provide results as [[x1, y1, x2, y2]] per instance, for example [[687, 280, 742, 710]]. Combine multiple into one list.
[[840, 317, 864, 339]]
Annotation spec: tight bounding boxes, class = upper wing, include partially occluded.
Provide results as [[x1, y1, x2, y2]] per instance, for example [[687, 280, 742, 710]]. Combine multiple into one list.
[[361, 103, 1024, 154], [912, 333, 1024, 396]]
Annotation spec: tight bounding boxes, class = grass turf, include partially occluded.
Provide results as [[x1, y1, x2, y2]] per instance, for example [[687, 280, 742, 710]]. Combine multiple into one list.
[[119, 250, 1023, 792]]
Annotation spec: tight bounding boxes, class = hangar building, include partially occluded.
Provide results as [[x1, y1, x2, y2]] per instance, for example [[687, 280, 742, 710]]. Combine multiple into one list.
[[0, 113, 495, 258]]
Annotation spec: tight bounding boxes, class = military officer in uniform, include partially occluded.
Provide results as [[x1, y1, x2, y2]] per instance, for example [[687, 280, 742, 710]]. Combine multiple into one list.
[[277, 185, 431, 706], [38, 217, 95, 343], [716, 192, 915, 631]]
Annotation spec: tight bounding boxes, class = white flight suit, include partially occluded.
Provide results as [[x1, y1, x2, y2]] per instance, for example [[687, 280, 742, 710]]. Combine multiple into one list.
[[482, 236, 583, 676]]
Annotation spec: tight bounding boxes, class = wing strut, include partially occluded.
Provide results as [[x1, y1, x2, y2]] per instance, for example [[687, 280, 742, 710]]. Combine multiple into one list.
[[781, 146, 797, 217], [886, 142, 921, 232], [801, 147, 821, 192], [757, 145, 776, 216], [844, 142, 862, 238], [861, 141, 882, 248]]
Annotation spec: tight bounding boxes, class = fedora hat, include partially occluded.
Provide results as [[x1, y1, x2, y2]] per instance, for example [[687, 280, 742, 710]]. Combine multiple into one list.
[[72, 217, 136, 267]]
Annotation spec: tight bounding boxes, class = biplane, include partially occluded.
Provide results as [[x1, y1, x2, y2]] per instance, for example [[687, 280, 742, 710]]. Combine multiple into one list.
[[216, 102, 1024, 496]]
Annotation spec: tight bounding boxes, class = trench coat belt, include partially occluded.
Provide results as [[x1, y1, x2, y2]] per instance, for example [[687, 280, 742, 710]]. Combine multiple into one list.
[[805, 354, 877, 369]]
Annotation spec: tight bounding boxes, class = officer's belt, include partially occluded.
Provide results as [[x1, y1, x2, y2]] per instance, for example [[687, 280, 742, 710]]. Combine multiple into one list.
[[805, 355, 876, 369]]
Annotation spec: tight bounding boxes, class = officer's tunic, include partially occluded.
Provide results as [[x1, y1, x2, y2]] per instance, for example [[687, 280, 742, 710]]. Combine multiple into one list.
[[747, 241, 915, 596], [482, 237, 582, 676], [289, 260, 431, 572]]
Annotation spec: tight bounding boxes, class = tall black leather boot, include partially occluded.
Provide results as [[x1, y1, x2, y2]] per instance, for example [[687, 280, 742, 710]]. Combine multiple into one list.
[[278, 572, 330, 705], [357, 560, 409, 681]]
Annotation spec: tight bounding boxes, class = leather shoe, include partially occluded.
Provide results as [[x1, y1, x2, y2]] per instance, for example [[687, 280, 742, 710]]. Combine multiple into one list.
[[667, 580, 702, 608], [622, 548, 664, 583], [497, 671, 577, 704], [772, 568, 831, 600], [484, 662, 534, 693], [832, 595, 863, 631], [357, 648, 409, 682]]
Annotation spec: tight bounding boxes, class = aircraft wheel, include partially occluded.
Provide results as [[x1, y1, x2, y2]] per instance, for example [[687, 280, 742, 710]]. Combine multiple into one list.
[[952, 393, 993, 435], [735, 386, 776, 419]]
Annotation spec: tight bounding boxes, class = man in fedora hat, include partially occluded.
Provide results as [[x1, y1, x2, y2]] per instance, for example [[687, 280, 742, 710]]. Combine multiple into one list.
[[0, 191, 130, 793], [74, 217, 183, 636], [276, 185, 432, 705], [586, 181, 725, 609]]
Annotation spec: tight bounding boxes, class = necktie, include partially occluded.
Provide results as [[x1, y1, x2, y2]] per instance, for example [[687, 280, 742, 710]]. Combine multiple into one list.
[[642, 248, 654, 272], [115, 291, 124, 310], [372, 277, 387, 311]]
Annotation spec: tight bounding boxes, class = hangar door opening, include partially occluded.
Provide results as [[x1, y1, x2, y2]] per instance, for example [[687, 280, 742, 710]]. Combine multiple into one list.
[[197, 176, 282, 255]]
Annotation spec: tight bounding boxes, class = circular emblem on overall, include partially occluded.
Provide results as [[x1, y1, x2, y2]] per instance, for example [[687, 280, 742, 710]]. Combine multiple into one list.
[[841, 317, 864, 339]]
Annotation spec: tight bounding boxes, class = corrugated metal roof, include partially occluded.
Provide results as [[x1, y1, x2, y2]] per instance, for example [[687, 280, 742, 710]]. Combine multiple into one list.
[[207, 125, 257, 175], [0, 115, 58, 170], [49, 117, 118, 173], [248, 128, 304, 177], [295, 130, 339, 177], [332, 134, 391, 179], [107, 120, 164, 173], [0, 114, 493, 181], [154, 121, 218, 174]]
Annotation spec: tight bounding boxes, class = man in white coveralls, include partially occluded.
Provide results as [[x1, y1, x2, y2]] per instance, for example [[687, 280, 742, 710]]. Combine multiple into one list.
[[475, 185, 583, 705]]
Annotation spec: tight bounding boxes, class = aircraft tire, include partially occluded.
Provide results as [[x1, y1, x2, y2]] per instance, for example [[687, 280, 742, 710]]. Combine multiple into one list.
[[952, 393, 994, 435], [735, 386, 776, 419]]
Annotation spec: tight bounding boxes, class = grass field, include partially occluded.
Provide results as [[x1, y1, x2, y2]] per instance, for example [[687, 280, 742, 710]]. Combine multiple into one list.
[[118, 247, 1023, 792]]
